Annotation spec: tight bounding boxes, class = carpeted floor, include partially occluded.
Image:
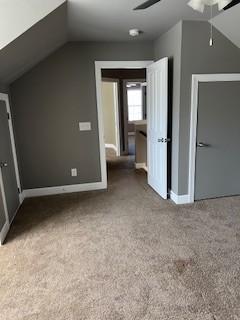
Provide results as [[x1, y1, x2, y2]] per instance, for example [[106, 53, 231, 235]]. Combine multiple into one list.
[[1, 154, 240, 320]]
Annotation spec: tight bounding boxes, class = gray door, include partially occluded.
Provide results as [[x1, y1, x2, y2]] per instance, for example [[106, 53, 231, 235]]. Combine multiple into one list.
[[0, 100, 19, 222], [195, 81, 240, 200]]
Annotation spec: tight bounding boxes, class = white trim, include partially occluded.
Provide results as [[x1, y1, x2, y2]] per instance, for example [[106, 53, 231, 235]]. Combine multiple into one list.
[[135, 162, 148, 172], [0, 168, 9, 245], [188, 74, 240, 203], [95, 61, 154, 186], [0, 221, 9, 246], [170, 191, 190, 205], [105, 144, 118, 154], [23, 182, 105, 198], [0, 93, 23, 204], [95, 61, 153, 70], [113, 82, 121, 156], [0, 93, 23, 245]]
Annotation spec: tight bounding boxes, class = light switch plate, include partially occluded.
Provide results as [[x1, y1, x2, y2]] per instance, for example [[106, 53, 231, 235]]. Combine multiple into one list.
[[79, 122, 91, 131], [71, 168, 77, 177]]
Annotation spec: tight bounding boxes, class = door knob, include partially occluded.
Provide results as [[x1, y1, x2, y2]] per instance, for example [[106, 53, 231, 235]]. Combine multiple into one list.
[[197, 142, 210, 148], [158, 138, 171, 143], [0, 162, 8, 168]]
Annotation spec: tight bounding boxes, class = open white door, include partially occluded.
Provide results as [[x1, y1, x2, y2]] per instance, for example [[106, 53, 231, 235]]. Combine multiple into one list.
[[147, 57, 168, 199]]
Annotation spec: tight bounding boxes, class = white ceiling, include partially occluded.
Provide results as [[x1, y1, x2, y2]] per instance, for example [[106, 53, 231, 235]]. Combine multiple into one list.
[[212, 3, 240, 48], [67, 0, 217, 41]]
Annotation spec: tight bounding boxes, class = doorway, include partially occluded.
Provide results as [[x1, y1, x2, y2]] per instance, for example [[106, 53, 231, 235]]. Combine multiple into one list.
[[101, 70, 147, 174], [123, 79, 147, 160], [95, 60, 169, 200]]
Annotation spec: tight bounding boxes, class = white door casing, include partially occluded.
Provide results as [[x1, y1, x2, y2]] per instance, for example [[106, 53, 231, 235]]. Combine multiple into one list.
[[147, 58, 168, 199], [95, 61, 154, 188], [0, 93, 22, 245]]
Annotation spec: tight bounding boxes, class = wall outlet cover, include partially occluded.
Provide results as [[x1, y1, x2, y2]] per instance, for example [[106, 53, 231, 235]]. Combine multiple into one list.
[[71, 168, 77, 177], [79, 122, 91, 131]]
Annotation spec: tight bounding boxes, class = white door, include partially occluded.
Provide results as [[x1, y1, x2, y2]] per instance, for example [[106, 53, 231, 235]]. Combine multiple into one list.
[[147, 58, 168, 199]]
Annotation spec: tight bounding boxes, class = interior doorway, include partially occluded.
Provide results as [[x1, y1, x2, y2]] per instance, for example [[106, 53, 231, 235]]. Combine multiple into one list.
[[101, 68, 148, 176], [95, 60, 169, 200], [124, 79, 147, 159]]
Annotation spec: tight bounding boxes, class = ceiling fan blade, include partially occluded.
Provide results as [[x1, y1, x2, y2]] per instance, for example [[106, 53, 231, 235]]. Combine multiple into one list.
[[134, 0, 162, 10], [223, 0, 240, 10]]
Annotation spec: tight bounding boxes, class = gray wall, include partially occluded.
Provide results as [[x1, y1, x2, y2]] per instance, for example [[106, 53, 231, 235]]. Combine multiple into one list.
[[0, 83, 9, 93], [178, 21, 240, 195], [10, 41, 154, 189], [154, 21, 182, 194]]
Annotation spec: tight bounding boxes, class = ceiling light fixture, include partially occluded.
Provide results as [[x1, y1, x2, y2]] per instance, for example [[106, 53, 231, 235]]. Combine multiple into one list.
[[188, 0, 232, 46], [129, 29, 141, 37]]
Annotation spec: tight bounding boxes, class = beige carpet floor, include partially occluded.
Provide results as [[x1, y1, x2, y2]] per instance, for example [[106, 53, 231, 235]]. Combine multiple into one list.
[[1, 154, 240, 320]]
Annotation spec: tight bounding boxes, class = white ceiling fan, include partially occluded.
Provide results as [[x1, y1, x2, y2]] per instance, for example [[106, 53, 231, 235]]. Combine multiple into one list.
[[188, 0, 232, 13], [188, 0, 233, 46]]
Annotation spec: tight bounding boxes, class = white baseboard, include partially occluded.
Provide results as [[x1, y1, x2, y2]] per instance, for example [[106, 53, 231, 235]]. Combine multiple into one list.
[[170, 191, 191, 205], [0, 222, 10, 246], [135, 163, 148, 172], [23, 181, 106, 198], [19, 192, 24, 204], [105, 144, 118, 153]]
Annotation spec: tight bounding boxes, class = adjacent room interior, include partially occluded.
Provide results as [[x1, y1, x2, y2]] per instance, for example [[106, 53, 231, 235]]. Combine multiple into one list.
[[1, 0, 240, 319], [101, 68, 148, 178]]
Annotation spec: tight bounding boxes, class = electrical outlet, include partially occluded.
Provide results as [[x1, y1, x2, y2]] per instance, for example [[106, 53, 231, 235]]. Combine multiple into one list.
[[71, 168, 77, 177]]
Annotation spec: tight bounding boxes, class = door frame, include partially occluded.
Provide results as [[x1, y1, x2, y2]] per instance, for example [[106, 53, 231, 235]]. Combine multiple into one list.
[[188, 74, 240, 203], [0, 166, 10, 245], [102, 78, 121, 156], [95, 61, 153, 188], [0, 93, 22, 244]]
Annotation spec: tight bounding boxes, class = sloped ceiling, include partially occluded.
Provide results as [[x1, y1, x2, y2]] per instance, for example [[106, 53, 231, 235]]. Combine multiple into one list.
[[0, 3, 68, 84], [212, 3, 240, 48], [0, 0, 238, 86], [0, 0, 66, 50]]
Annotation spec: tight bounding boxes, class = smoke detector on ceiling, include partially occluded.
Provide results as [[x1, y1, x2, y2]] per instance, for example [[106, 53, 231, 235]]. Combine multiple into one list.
[[129, 29, 141, 37]]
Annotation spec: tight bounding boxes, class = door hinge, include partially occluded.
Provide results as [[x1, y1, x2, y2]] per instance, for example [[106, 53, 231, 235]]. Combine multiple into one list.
[[7, 112, 10, 120], [17, 187, 21, 194]]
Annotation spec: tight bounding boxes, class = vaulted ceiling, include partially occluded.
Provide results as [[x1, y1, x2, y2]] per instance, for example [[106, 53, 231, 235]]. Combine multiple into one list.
[[0, 0, 66, 50], [0, 2, 67, 84], [67, 0, 212, 41], [0, 0, 239, 85], [212, 2, 240, 48]]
